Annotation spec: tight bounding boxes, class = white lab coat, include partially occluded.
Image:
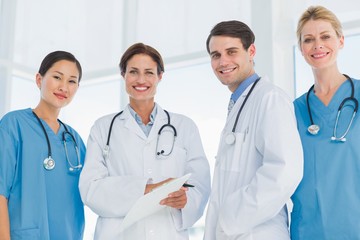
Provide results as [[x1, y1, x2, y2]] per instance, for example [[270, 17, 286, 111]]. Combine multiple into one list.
[[204, 77, 303, 240], [79, 104, 211, 240]]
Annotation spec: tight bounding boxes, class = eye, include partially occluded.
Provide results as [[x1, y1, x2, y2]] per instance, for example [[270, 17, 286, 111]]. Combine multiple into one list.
[[53, 75, 61, 80], [69, 79, 78, 84], [129, 70, 138, 75], [303, 38, 314, 43], [211, 53, 220, 59], [228, 50, 237, 55], [321, 34, 331, 40], [145, 71, 154, 76]]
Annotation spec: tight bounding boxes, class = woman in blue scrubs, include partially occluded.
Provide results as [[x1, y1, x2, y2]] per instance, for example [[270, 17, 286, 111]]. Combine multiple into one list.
[[290, 6, 360, 239], [0, 51, 86, 239]]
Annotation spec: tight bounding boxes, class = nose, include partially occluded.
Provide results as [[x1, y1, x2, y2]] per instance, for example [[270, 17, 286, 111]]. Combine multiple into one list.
[[136, 73, 146, 83], [58, 81, 69, 92], [218, 55, 230, 66], [314, 40, 323, 50]]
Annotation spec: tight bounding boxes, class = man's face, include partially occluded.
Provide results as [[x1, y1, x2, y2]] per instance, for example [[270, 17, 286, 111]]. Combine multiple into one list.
[[208, 36, 255, 92]]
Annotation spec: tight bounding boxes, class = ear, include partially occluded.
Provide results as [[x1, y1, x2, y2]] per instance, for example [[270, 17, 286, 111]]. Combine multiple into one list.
[[35, 73, 42, 89], [157, 72, 163, 83], [248, 43, 256, 60], [339, 35, 344, 49]]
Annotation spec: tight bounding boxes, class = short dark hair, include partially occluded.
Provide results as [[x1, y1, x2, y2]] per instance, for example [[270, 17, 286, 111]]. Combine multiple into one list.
[[38, 51, 82, 82], [119, 43, 164, 76], [206, 20, 255, 53]]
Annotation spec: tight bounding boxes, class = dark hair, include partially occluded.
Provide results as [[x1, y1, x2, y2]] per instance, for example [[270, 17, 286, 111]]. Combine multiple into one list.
[[206, 20, 255, 53], [119, 43, 164, 76], [38, 51, 82, 82]]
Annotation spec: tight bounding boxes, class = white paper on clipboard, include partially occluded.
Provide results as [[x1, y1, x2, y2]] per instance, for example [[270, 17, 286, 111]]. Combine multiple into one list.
[[120, 173, 191, 232]]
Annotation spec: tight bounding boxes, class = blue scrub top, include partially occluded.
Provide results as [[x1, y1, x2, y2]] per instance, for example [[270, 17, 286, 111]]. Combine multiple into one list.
[[0, 108, 86, 240], [291, 79, 360, 239]]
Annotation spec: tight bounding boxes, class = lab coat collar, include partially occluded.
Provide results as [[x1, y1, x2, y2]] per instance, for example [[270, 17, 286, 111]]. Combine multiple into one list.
[[147, 104, 169, 142], [121, 103, 168, 141], [121, 106, 147, 140], [226, 76, 267, 125]]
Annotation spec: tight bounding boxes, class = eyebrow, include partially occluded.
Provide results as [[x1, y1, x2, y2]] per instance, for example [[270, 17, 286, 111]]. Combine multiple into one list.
[[54, 71, 78, 79], [210, 47, 239, 56], [303, 30, 331, 37], [129, 66, 155, 71], [209, 50, 219, 56]]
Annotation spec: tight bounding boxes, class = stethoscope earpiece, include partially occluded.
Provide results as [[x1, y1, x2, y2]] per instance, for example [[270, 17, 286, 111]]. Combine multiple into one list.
[[157, 150, 165, 155]]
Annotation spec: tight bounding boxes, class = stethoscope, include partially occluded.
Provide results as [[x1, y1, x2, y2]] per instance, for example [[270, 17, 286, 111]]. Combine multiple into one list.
[[102, 109, 177, 158], [32, 111, 82, 171], [306, 74, 358, 142], [225, 78, 261, 145]]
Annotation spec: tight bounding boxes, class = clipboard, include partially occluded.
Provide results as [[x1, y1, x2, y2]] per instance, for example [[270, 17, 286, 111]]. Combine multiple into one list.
[[120, 173, 191, 231]]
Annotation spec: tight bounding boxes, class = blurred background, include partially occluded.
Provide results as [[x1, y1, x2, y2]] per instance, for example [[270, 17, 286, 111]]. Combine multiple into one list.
[[1, 0, 360, 239]]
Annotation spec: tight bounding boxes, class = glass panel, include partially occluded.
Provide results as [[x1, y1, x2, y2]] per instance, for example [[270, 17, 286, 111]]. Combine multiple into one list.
[[10, 77, 39, 110]]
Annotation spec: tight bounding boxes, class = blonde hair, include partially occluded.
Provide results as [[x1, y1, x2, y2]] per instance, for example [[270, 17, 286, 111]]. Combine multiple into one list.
[[296, 5, 343, 47]]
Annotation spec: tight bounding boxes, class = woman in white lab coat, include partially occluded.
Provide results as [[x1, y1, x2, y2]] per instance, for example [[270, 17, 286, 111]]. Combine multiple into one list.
[[79, 42, 211, 240]]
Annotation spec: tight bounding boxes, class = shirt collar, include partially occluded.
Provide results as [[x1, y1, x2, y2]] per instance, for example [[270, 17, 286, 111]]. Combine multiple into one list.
[[231, 73, 259, 102], [128, 104, 157, 125]]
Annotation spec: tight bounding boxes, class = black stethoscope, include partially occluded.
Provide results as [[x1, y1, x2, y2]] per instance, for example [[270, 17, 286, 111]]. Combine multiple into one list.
[[306, 74, 358, 142], [32, 111, 82, 171], [225, 78, 261, 145], [102, 109, 177, 158]]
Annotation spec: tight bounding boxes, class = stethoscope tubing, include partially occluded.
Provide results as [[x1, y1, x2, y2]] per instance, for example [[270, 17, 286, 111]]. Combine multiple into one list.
[[32, 111, 53, 158], [225, 78, 260, 145], [104, 108, 176, 157], [32, 111, 81, 170], [231, 77, 261, 133], [306, 74, 358, 140]]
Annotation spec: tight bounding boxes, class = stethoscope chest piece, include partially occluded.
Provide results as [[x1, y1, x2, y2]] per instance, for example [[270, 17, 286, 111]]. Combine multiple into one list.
[[307, 124, 320, 135], [43, 156, 55, 170], [225, 133, 236, 145]]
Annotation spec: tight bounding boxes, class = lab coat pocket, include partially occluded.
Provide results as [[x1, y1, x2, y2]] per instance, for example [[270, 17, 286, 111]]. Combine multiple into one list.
[[11, 228, 40, 240], [216, 223, 254, 240], [159, 146, 187, 177], [219, 131, 247, 172]]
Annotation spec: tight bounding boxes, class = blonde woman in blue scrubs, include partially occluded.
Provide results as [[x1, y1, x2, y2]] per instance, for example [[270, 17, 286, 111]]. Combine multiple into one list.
[[0, 51, 85, 239], [291, 6, 360, 239]]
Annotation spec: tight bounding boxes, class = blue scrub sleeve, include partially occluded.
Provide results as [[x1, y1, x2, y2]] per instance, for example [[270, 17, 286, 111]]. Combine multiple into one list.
[[0, 128, 17, 198]]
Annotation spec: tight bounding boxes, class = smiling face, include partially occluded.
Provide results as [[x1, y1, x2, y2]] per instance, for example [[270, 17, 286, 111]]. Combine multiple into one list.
[[300, 19, 344, 70], [36, 60, 80, 111], [123, 54, 162, 106], [208, 35, 255, 92]]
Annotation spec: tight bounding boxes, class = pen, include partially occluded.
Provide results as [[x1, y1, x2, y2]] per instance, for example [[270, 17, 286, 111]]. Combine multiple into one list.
[[182, 183, 195, 188]]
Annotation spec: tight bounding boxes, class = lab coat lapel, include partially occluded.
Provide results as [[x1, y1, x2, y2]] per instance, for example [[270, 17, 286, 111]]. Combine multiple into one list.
[[226, 80, 262, 127], [147, 105, 168, 143], [122, 108, 148, 140]]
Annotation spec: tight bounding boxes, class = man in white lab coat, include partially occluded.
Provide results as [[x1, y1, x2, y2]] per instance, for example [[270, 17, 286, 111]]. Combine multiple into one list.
[[203, 20, 303, 239]]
